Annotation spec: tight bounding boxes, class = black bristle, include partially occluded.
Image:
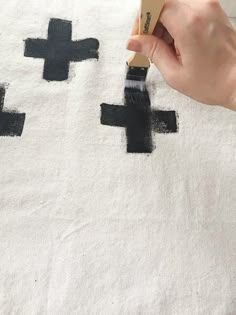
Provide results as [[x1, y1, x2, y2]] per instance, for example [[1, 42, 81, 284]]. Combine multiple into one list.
[[124, 88, 151, 108], [126, 65, 148, 82]]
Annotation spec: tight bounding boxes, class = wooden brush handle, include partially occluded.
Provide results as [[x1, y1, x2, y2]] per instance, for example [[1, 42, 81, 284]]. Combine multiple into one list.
[[128, 0, 165, 68], [139, 0, 165, 35]]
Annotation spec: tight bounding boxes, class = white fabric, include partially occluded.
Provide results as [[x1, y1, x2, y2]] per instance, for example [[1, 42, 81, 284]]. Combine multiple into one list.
[[219, 0, 236, 17], [0, 0, 235, 314]]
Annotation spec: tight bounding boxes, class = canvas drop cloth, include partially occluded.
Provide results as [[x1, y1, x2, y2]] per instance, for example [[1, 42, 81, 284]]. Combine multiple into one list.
[[0, 0, 236, 314]]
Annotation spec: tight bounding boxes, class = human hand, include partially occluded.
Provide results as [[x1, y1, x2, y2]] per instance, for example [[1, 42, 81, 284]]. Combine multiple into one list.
[[127, 0, 236, 111]]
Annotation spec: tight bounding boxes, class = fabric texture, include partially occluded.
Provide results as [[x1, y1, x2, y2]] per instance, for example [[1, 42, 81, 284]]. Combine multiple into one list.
[[219, 0, 236, 16], [0, 0, 235, 314]]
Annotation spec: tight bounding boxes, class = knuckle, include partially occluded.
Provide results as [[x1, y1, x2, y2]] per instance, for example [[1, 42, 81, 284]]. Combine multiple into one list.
[[207, 0, 220, 9], [186, 12, 203, 29], [163, 0, 173, 10]]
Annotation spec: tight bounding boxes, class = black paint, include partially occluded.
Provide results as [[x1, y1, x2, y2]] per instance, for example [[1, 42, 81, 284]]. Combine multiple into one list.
[[24, 18, 99, 81], [0, 86, 25, 137], [101, 88, 178, 153]]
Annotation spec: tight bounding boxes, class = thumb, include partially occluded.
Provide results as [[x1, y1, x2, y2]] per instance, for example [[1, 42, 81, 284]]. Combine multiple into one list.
[[127, 35, 181, 83]]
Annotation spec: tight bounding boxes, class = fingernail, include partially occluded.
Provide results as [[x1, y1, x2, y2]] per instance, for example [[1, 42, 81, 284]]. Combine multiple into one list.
[[126, 38, 142, 52]]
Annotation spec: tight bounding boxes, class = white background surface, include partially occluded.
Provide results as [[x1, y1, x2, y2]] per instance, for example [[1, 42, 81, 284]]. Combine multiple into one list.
[[220, 0, 236, 16], [0, 0, 235, 314]]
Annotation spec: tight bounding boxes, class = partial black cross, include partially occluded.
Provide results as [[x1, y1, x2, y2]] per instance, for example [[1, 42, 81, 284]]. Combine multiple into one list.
[[101, 88, 178, 153], [24, 18, 99, 81], [0, 86, 25, 137]]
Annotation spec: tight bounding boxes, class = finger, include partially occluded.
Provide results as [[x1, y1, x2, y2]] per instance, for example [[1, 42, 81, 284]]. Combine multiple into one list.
[[153, 22, 165, 38], [154, 22, 174, 45], [159, 1, 189, 39], [162, 29, 174, 45], [127, 35, 182, 83]]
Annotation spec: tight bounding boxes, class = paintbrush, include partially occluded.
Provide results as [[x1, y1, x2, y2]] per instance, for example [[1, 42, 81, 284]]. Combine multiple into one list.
[[126, 0, 165, 91]]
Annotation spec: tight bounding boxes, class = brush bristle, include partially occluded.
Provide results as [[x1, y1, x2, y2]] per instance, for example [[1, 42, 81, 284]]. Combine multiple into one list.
[[125, 79, 146, 92], [124, 87, 151, 107], [126, 65, 148, 82], [125, 64, 148, 91]]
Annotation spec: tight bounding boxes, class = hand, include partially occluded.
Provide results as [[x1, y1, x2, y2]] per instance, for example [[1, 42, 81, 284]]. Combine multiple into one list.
[[127, 0, 236, 111]]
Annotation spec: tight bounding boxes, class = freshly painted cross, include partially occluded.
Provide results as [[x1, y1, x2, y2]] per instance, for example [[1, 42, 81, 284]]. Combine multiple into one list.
[[24, 18, 99, 81], [101, 88, 178, 153], [0, 86, 25, 137]]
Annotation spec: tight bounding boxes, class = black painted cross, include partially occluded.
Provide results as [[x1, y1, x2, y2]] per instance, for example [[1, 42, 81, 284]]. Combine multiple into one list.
[[101, 88, 178, 153], [24, 18, 99, 81], [0, 86, 25, 137]]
